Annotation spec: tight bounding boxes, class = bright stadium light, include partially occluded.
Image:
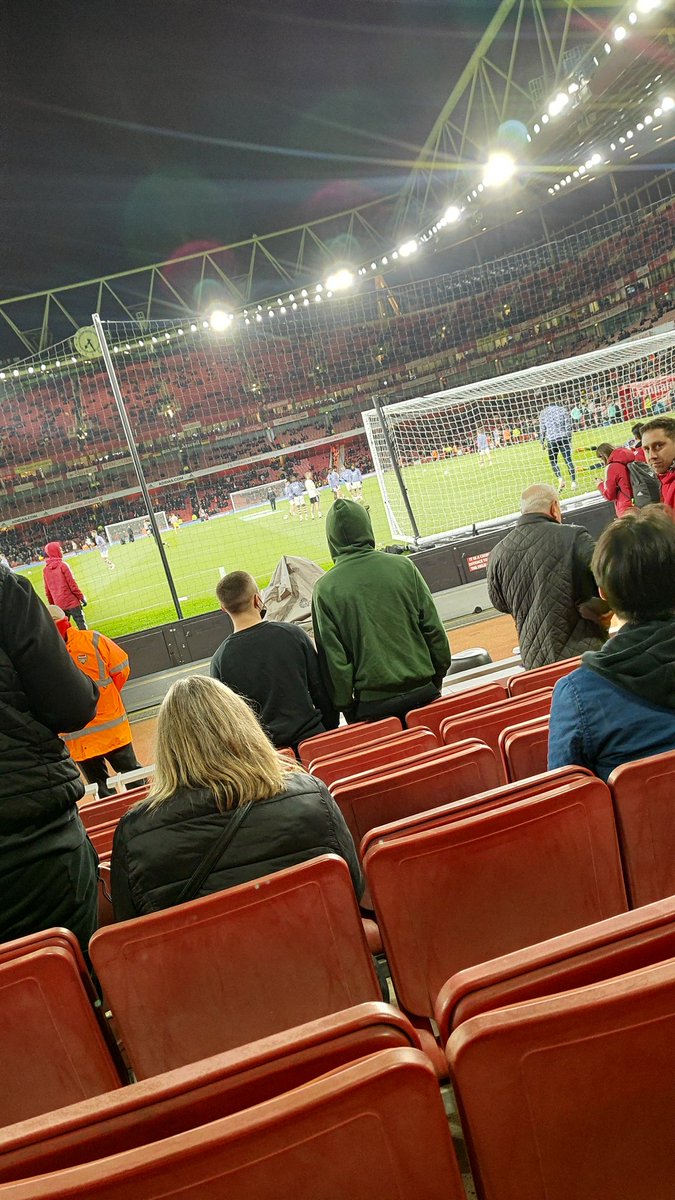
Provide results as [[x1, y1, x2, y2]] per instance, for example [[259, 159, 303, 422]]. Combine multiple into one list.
[[325, 267, 354, 291], [398, 239, 418, 257], [614, 25, 627, 40], [209, 309, 232, 332], [482, 151, 516, 188], [444, 204, 462, 223], [662, 96, 674, 111]]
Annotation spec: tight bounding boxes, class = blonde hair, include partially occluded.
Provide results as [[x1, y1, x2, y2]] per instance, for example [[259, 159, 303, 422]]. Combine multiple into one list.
[[144, 675, 301, 812]]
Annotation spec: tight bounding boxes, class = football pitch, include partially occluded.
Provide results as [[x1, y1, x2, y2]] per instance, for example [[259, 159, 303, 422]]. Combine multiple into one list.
[[19, 421, 636, 639]]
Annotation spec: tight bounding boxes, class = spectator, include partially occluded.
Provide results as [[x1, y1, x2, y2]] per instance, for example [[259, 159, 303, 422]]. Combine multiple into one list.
[[538, 402, 577, 492], [312, 499, 451, 722], [0, 570, 99, 950], [630, 422, 646, 460], [49, 606, 140, 797], [641, 418, 675, 510], [210, 571, 336, 752], [487, 483, 610, 670], [548, 506, 675, 781], [596, 443, 634, 517], [43, 542, 88, 629], [110, 676, 363, 919]]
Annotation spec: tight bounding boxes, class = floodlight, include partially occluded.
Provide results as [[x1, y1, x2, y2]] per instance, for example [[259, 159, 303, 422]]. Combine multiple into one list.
[[444, 204, 462, 223], [662, 96, 674, 111], [325, 268, 354, 290], [209, 309, 232, 332], [614, 25, 627, 40], [482, 152, 516, 188], [397, 240, 418, 258]]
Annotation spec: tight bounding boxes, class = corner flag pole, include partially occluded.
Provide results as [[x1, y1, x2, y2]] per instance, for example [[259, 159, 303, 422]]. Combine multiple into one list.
[[92, 314, 184, 621], [372, 392, 421, 542]]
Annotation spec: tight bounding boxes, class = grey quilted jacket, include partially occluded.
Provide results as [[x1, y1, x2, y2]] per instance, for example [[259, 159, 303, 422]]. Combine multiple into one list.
[[486, 513, 608, 670]]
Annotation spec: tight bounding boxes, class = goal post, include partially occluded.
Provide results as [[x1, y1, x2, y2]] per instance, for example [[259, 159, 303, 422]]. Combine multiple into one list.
[[230, 479, 288, 512], [363, 328, 675, 544], [105, 512, 169, 544]]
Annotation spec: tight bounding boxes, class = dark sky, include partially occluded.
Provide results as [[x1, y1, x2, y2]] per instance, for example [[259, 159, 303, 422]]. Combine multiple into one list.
[[2, 0, 498, 299]]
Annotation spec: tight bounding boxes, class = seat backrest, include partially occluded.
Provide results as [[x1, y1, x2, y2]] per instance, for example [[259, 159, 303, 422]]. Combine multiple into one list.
[[499, 716, 550, 782], [0, 1004, 421, 1182], [436, 893, 675, 1042], [332, 740, 502, 853], [447, 958, 675, 1200], [90, 855, 381, 1079], [506, 656, 581, 697], [87, 820, 118, 858], [0, 927, 94, 997], [309, 728, 438, 788], [440, 690, 552, 776], [298, 718, 402, 766], [79, 790, 148, 831], [359, 766, 592, 860], [406, 683, 508, 739], [364, 778, 627, 1019], [0, 948, 123, 1126], [609, 750, 675, 906], [0, 1048, 465, 1200]]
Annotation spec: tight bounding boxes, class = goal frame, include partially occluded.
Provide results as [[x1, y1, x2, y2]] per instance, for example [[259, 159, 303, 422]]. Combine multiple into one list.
[[105, 511, 169, 544]]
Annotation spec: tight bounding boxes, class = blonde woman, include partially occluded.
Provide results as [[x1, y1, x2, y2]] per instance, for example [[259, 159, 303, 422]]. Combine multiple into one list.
[[110, 676, 363, 920]]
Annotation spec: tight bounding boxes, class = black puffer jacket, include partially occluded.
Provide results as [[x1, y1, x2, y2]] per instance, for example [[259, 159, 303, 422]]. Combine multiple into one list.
[[110, 771, 364, 920], [0, 569, 99, 870], [487, 513, 608, 670]]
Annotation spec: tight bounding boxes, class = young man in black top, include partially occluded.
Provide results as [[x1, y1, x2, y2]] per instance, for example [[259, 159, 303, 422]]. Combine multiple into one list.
[[210, 571, 337, 752]]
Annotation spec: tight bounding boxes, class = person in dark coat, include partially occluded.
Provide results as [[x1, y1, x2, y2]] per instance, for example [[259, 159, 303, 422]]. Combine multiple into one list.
[[487, 483, 610, 670], [111, 675, 363, 920], [0, 568, 99, 950]]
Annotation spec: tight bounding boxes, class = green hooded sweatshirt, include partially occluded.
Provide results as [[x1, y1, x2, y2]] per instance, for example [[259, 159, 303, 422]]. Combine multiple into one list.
[[311, 500, 451, 709]]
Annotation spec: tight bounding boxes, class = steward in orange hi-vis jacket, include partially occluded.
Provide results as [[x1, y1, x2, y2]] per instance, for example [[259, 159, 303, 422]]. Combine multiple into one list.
[[49, 606, 141, 797]]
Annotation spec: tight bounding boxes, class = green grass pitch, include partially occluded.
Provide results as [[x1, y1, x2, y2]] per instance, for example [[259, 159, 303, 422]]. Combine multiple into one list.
[[17, 419, 640, 639]]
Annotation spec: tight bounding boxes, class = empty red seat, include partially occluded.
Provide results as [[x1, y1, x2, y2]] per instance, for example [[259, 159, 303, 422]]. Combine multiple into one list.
[[79, 789, 148, 831], [406, 682, 508, 739], [86, 820, 118, 858], [499, 716, 550, 781], [364, 776, 627, 1025], [0, 948, 123, 1126], [309, 727, 438, 788], [441, 690, 552, 779], [609, 750, 675, 906], [90, 855, 381, 1078], [298, 718, 402, 766], [506, 656, 581, 697], [0, 1004, 421, 1182], [447, 958, 675, 1200], [0, 1048, 465, 1199], [436, 893, 675, 1042]]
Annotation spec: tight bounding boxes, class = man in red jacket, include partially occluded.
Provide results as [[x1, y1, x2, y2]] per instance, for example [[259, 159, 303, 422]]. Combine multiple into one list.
[[43, 543, 87, 629], [641, 418, 675, 511]]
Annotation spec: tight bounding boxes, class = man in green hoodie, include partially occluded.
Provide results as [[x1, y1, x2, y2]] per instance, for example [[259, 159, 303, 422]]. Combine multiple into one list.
[[312, 499, 451, 722]]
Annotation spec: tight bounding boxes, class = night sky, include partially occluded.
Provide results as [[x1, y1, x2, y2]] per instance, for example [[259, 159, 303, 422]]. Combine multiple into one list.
[[2, 0, 497, 299]]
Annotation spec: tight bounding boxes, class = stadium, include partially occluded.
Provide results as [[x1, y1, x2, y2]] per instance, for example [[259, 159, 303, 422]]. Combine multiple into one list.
[[1, 0, 675, 1195]]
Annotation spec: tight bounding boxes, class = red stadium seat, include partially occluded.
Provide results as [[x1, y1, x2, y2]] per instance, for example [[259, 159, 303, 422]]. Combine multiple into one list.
[[86, 820, 118, 859], [79, 790, 147, 831], [364, 776, 627, 1023], [309, 727, 438, 788], [609, 750, 675, 906], [506, 656, 581, 697], [406, 683, 508, 739], [499, 716, 550, 781], [447, 958, 675, 1200], [97, 861, 114, 928], [0, 927, 95, 998], [0, 1004, 422, 1182], [440, 690, 552, 779], [0, 1049, 465, 1200], [0, 948, 124, 1126], [297, 718, 402, 766], [90, 855, 381, 1079], [436, 893, 675, 1042]]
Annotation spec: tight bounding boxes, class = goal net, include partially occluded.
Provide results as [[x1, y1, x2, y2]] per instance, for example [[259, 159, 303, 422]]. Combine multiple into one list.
[[363, 328, 675, 543], [105, 512, 169, 543], [230, 479, 288, 512]]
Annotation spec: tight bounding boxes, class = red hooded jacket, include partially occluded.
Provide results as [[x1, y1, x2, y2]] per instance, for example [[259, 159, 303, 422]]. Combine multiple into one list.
[[43, 543, 84, 609], [658, 466, 675, 511], [597, 447, 634, 517]]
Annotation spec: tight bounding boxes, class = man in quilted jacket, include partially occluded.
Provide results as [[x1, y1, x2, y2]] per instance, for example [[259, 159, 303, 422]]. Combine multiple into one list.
[[487, 483, 610, 670]]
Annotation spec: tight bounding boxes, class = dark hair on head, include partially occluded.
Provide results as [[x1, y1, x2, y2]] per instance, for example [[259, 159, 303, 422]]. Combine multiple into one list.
[[631, 422, 645, 439], [595, 443, 614, 461], [591, 505, 675, 622], [640, 417, 675, 440], [215, 570, 257, 614]]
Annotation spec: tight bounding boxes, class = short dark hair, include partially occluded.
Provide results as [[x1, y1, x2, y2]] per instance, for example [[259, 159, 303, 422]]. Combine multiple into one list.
[[641, 417, 675, 440], [592, 506, 675, 622], [216, 570, 257, 614], [631, 422, 645, 440]]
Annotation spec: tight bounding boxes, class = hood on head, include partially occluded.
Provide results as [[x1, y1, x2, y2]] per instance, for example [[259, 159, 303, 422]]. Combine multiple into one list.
[[325, 499, 375, 561], [583, 619, 675, 709], [609, 447, 637, 465], [45, 542, 63, 559]]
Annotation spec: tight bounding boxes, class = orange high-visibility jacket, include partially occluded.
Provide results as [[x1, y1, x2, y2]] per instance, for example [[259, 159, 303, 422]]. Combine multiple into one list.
[[61, 629, 132, 762]]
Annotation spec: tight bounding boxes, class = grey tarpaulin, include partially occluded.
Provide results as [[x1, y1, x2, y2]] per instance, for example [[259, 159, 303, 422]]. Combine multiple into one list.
[[262, 556, 325, 633]]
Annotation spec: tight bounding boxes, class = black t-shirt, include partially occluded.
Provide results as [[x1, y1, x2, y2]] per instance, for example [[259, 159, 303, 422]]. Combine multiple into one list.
[[210, 621, 336, 749]]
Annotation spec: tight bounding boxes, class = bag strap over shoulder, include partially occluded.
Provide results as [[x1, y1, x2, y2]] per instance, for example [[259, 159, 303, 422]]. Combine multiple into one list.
[[176, 800, 254, 905]]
